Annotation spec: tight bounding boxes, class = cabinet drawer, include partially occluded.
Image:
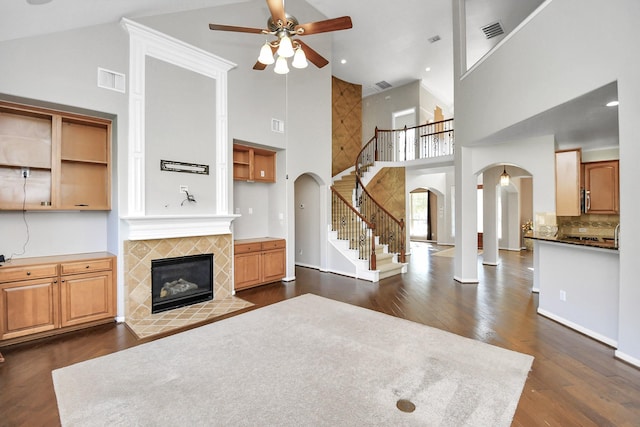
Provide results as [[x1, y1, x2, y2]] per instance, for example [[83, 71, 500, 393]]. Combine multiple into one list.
[[60, 258, 113, 275], [0, 264, 58, 282], [235, 243, 262, 254], [261, 240, 285, 250]]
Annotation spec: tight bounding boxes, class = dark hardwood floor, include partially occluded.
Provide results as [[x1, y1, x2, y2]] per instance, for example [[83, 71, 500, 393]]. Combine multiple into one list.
[[1, 242, 639, 426]]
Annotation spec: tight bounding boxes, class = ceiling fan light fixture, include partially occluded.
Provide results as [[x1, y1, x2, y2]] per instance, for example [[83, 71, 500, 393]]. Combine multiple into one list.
[[274, 56, 290, 74], [277, 35, 295, 58], [500, 166, 510, 187], [258, 42, 275, 65], [292, 47, 308, 69]]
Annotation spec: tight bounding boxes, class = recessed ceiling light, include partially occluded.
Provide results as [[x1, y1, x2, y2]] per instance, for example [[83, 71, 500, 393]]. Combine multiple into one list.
[[340, 59, 347, 64], [606, 100, 619, 107], [425, 67, 431, 72]]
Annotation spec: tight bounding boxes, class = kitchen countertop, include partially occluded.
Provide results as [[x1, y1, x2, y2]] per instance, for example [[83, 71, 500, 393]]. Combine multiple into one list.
[[525, 232, 618, 250]]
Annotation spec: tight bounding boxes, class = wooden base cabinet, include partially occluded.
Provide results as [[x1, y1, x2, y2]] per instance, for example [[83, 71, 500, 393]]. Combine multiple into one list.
[[0, 252, 116, 345], [234, 238, 285, 290]]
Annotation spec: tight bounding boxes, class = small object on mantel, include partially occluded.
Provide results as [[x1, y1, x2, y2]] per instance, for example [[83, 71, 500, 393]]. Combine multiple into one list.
[[0, 351, 4, 363]]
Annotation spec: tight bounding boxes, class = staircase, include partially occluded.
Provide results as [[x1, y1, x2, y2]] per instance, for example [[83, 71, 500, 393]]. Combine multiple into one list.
[[328, 119, 454, 282], [330, 172, 407, 282]]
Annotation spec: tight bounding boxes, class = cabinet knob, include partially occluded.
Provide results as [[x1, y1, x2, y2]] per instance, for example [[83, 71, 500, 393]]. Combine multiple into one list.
[[86, 265, 90, 269], [26, 271, 31, 276]]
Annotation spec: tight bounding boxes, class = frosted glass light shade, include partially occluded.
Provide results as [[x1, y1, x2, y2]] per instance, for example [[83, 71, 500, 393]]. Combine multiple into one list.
[[292, 47, 308, 69], [258, 43, 274, 65], [277, 36, 294, 58], [274, 56, 290, 74], [500, 168, 510, 186]]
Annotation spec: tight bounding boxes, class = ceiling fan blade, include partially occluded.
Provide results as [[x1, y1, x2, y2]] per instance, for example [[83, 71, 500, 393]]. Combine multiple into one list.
[[209, 23, 264, 34], [295, 16, 352, 35], [266, 0, 286, 26], [253, 61, 268, 70], [295, 40, 329, 68]]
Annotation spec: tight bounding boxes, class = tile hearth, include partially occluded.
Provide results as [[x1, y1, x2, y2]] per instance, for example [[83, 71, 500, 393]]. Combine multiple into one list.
[[124, 235, 253, 339]]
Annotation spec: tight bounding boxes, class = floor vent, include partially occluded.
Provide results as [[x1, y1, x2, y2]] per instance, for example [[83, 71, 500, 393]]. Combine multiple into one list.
[[375, 80, 392, 90], [97, 67, 126, 93], [481, 21, 505, 39]]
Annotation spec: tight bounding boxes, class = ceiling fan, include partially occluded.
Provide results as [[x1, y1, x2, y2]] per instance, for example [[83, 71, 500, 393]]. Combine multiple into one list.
[[208, 0, 352, 74]]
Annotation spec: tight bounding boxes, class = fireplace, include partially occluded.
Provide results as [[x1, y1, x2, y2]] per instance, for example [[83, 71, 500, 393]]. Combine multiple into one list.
[[151, 253, 214, 313]]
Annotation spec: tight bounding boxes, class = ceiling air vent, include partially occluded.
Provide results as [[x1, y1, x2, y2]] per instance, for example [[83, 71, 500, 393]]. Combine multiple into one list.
[[375, 80, 392, 90], [481, 21, 505, 39]]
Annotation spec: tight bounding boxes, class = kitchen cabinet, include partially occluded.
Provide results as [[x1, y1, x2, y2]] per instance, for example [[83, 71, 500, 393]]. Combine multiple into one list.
[[233, 143, 276, 182], [583, 160, 619, 214], [234, 238, 285, 290], [555, 149, 582, 216], [0, 252, 116, 345], [0, 101, 111, 210]]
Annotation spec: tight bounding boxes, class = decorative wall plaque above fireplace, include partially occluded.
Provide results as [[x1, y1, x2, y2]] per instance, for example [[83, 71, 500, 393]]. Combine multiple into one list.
[[151, 253, 214, 313]]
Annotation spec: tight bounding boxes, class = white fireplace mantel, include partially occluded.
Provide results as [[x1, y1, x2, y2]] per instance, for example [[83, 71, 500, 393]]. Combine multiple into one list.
[[122, 214, 240, 241]]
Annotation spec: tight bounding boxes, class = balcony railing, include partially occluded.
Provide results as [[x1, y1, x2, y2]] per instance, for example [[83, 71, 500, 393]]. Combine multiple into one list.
[[374, 118, 455, 163]]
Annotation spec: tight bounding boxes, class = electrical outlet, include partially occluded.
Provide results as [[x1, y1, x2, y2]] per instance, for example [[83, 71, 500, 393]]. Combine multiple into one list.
[[560, 290, 567, 301], [21, 167, 30, 178], [179, 185, 188, 193], [578, 228, 587, 233]]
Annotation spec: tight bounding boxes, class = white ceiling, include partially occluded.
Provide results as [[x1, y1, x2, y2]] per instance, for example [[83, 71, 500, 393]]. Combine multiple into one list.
[[0, 0, 619, 149], [0, 0, 543, 105]]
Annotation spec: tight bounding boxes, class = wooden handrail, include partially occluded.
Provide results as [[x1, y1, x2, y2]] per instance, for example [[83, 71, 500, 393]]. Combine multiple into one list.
[[330, 186, 377, 269]]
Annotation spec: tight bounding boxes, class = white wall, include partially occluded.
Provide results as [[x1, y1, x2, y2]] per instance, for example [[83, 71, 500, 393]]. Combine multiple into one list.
[[453, 0, 640, 364], [0, 0, 334, 281], [362, 81, 420, 144], [294, 174, 321, 269], [405, 170, 455, 246], [0, 23, 128, 259]]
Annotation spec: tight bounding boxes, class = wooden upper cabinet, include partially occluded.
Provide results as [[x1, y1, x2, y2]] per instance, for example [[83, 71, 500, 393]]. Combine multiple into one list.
[[233, 143, 276, 183], [584, 160, 619, 214], [0, 101, 111, 211], [555, 149, 582, 216]]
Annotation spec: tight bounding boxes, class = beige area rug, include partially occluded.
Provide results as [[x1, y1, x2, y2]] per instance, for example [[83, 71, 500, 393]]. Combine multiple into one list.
[[432, 247, 483, 257], [53, 294, 533, 426], [125, 296, 254, 339]]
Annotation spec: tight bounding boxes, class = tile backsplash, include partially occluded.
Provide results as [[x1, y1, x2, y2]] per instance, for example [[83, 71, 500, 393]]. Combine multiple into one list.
[[557, 214, 620, 238]]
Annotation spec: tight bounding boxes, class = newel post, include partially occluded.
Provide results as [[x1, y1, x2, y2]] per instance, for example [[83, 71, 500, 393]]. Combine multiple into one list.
[[374, 127, 379, 162], [370, 224, 377, 270], [399, 218, 406, 263]]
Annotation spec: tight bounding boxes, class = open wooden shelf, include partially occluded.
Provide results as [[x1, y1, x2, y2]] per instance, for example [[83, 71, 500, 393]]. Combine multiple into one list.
[[0, 101, 111, 211]]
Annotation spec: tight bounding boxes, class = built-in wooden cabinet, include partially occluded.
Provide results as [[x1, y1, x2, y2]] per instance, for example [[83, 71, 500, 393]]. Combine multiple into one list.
[[583, 160, 619, 214], [0, 253, 116, 345], [234, 238, 285, 290], [0, 101, 111, 210], [233, 143, 276, 182], [555, 149, 582, 216]]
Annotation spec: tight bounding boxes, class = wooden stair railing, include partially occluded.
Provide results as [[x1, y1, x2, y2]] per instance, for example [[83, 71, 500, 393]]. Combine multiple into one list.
[[332, 118, 454, 271], [330, 187, 377, 270]]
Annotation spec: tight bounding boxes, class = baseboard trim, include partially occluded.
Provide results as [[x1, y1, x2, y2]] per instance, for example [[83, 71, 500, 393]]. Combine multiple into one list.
[[614, 350, 640, 368], [453, 276, 479, 284], [537, 308, 617, 348]]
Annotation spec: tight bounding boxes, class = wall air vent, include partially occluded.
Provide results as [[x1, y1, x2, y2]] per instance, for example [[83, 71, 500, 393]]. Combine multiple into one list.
[[375, 80, 392, 90], [97, 67, 126, 93], [481, 21, 505, 39], [271, 118, 284, 133]]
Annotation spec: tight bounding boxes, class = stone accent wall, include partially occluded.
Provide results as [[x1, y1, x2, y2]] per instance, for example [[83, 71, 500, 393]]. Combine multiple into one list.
[[332, 76, 362, 176]]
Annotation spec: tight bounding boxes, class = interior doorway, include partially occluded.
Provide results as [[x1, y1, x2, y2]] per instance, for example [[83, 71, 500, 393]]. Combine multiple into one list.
[[409, 188, 438, 242]]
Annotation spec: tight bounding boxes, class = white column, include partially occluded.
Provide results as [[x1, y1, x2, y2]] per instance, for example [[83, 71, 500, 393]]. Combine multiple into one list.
[[482, 167, 499, 266], [454, 146, 479, 283]]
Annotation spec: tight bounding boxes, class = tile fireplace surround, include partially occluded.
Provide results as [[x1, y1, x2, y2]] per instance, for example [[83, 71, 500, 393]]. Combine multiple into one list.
[[124, 235, 253, 339]]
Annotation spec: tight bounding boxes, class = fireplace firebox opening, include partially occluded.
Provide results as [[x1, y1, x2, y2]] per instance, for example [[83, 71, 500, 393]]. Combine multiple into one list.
[[151, 253, 214, 313]]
